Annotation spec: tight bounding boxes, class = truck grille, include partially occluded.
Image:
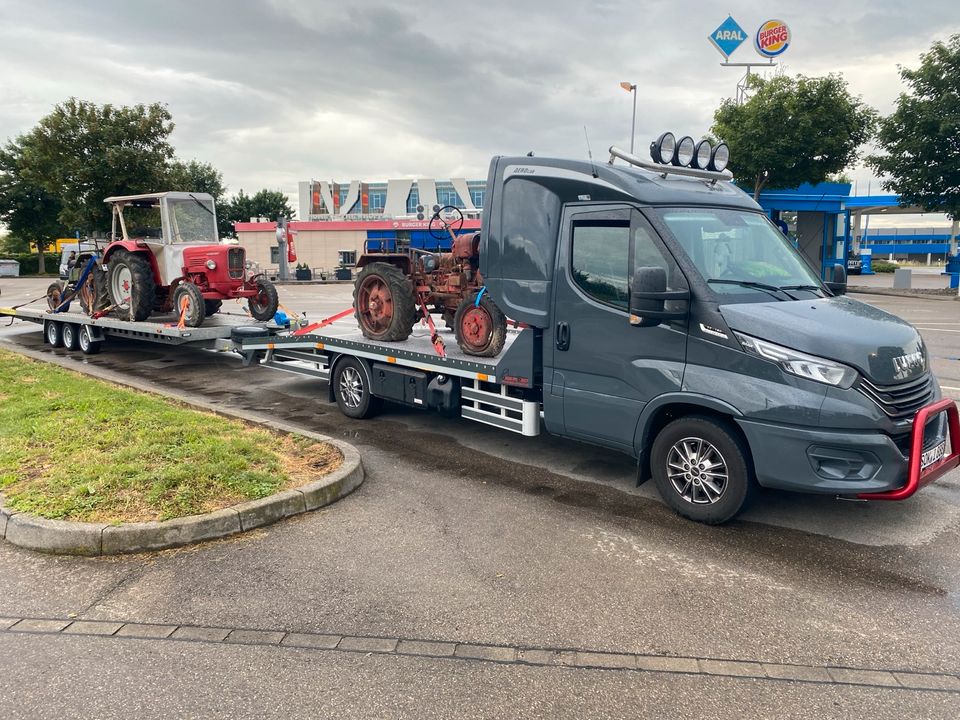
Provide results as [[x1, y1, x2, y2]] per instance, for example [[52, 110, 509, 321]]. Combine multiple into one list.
[[228, 247, 245, 279], [856, 373, 934, 420]]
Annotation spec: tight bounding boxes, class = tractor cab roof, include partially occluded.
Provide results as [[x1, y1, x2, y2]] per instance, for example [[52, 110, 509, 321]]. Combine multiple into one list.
[[104, 192, 215, 207]]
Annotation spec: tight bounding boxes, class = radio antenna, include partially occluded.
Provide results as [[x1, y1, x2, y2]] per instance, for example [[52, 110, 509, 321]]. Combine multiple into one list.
[[583, 126, 599, 178]]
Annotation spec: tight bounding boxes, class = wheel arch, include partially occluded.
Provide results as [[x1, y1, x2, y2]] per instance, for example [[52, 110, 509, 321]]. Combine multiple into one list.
[[327, 352, 374, 404], [103, 243, 162, 284], [634, 394, 751, 484], [355, 255, 412, 274]]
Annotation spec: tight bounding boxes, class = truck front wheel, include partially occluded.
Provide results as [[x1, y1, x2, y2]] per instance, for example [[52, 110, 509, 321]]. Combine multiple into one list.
[[650, 415, 755, 524], [333, 357, 383, 419]]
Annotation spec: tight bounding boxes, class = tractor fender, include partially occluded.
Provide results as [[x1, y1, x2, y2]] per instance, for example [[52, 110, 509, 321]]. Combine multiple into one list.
[[326, 353, 375, 403], [102, 242, 163, 284], [355, 254, 412, 274]]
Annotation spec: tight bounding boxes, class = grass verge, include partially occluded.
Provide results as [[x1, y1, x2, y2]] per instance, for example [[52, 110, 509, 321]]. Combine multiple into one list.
[[0, 349, 341, 523]]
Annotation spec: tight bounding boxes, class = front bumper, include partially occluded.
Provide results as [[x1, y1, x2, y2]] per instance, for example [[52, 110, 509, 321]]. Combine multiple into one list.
[[736, 401, 956, 496]]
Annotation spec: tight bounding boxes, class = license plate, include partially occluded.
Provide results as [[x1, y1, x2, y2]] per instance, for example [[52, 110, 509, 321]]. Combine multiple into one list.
[[921, 441, 947, 470]]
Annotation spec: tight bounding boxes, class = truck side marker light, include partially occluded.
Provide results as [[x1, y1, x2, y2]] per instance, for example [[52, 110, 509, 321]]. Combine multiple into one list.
[[267, 343, 275, 350], [857, 399, 959, 501], [387, 356, 397, 363], [315, 343, 324, 350], [477, 373, 489, 382]]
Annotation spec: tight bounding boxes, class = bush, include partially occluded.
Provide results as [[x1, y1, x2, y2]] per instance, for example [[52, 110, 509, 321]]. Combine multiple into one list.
[[870, 260, 898, 273], [0, 252, 60, 275]]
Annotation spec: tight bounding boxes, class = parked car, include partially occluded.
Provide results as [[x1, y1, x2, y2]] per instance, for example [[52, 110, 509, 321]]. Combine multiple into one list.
[[846, 253, 863, 275], [59, 243, 97, 279]]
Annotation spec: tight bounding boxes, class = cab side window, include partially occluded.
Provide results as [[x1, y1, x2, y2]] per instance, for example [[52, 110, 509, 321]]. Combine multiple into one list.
[[571, 221, 630, 310]]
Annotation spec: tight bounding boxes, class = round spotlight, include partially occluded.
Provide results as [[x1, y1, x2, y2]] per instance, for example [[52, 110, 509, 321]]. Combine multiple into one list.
[[692, 140, 712, 169], [650, 132, 676, 165], [709, 143, 730, 172], [674, 136, 695, 166]]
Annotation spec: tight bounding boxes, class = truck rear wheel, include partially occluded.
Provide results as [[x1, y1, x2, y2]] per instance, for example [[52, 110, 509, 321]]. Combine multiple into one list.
[[454, 292, 507, 357], [354, 262, 415, 342], [333, 357, 382, 419], [107, 250, 155, 321], [650, 415, 755, 525]]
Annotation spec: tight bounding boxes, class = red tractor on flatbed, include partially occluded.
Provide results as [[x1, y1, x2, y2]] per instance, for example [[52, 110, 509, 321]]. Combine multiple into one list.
[[353, 205, 508, 357], [49, 192, 278, 327]]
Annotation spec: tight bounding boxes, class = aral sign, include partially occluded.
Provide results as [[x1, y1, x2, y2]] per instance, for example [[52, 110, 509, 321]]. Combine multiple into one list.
[[709, 16, 747, 60], [755, 19, 791, 58]]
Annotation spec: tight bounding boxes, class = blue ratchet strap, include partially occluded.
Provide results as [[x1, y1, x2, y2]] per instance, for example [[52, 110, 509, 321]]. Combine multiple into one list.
[[474, 286, 487, 307], [53, 255, 98, 313]]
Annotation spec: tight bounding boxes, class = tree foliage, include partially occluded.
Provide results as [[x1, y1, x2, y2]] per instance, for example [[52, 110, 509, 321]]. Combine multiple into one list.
[[711, 74, 876, 199], [218, 189, 295, 237], [867, 34, 960, 220], [18, 98, 175, 232]]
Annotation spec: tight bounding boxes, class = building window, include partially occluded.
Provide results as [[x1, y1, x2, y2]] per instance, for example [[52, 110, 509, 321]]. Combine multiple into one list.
[[470, 189, 485, 208], [339, 250, 357, 266], [368, 191, 386, 212], [270, 246, 280, 264], [406, 186, 420, 214], [435, 184, 464, 208]]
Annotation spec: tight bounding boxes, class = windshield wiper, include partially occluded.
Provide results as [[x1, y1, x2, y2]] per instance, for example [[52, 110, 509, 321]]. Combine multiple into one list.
[[708, 279, 798, 300], [188, 193, 214, 215], [779, 284, 826, 297]]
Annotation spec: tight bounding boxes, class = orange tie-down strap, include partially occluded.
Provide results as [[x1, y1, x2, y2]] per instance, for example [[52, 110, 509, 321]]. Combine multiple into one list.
[[291, 307, 355, 336]]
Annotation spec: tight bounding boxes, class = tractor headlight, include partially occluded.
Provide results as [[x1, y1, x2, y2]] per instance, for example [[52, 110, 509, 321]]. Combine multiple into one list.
[[734, 332, 858, 388], [674, 136, 695, 166], [206, 259, 217, 270]]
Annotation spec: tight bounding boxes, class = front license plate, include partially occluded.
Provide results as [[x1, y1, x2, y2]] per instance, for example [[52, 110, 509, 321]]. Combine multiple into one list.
[[921, 441, 947, 471]]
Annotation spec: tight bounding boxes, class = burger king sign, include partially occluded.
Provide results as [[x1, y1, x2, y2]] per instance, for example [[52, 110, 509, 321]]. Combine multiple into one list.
[[755, 19, 790, 58]]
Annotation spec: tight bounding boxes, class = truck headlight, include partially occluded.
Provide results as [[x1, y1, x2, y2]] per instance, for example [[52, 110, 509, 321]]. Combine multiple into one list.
[[733, 332, 858, 388], [206, 259, 217, 270]]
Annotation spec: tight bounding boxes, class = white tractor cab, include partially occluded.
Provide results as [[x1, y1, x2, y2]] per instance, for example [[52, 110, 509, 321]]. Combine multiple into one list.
[[100, 192, 278, 326]]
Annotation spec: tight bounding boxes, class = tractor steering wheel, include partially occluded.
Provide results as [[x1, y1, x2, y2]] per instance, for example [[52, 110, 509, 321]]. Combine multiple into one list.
[[428, 205, 464, 241]]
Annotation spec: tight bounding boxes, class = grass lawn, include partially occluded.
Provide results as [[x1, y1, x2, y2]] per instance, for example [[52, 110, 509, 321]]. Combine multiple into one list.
[[0, 349, 341, 523]]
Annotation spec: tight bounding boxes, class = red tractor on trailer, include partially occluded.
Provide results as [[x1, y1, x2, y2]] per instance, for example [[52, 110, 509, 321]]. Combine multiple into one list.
[[353, 205, 509, 357], [49, 192, 279, 327]]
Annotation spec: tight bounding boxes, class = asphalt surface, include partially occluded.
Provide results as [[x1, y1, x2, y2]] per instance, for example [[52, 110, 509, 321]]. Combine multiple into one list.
[[1, 277, 959, 718]]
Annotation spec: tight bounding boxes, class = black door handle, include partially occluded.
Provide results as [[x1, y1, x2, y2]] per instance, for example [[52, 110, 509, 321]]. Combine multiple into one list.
[[556, 321, 570, 351]]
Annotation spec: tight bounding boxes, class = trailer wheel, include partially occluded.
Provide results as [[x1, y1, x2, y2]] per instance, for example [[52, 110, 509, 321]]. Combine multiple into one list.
[[172, 282, 206, 328], [61, 323, 80, 351], [650, 415, 755, 525], [454, 292, 507, 357], [44, 320, 63, 348], [248, 278, 279, 322], [78, 325, 101, 355], [107, 250, 155, 321], [333, 357, 382, 419], [354, 262, 415, 342]]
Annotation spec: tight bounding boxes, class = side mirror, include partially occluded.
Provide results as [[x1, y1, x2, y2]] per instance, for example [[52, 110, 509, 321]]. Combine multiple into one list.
[[825, 263, 847, 296], [629, 266, 689, 327]]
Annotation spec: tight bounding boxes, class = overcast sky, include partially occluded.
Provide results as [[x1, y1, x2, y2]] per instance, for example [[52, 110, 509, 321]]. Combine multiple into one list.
[[1, 0, 958, 224]]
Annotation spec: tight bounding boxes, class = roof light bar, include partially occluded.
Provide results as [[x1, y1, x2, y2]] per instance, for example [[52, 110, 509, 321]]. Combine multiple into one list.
[[609, 144, 733, 182]]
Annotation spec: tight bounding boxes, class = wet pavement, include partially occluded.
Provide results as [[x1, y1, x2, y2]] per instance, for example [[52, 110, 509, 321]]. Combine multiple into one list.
[[1, 277, 959, 718]]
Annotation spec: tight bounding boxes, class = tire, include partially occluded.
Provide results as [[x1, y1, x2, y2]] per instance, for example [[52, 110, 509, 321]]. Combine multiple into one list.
[[248, 278, 279, 322], [171, 282, 206, 327], [79, 266, 110, 317], [107, 250, 155, 321], [204, 299, 223, 316], [45, 320, 63, 348], [78, 325, 102, 355], [61, 323, 80, 351], [353, 262, 416, 342], [46, 281, 66, 312], [650, 415, 755, 525], [333, 356, 382, 419], [454, 292, 507, 357]]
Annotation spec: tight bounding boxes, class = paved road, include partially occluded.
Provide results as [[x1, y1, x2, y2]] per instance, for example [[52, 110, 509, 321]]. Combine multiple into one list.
[[1, 277, 959, 718]]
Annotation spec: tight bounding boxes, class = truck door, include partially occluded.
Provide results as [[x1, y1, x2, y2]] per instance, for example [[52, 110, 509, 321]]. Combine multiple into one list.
[[545, 205, 689, 452]]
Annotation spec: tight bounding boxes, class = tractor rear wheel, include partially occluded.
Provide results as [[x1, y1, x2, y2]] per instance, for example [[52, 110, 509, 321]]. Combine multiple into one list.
[[248, 278, 279, 322], [454, 292, 507, 357], [107, 250, 155, 321], [354, 262, 415, 342], [172, 282, 206, 328]]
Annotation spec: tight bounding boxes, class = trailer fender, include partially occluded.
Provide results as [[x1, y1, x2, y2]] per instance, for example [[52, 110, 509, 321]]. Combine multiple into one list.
[[632, 393, 744, 485]]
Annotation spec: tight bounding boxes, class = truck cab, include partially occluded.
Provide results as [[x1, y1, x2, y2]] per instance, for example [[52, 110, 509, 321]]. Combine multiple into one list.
[[479, 147, 950, 523]]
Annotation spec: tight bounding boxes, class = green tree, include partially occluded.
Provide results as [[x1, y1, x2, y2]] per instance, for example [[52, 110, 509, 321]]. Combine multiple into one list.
[[166, 159, 230, 236], [218, 188, 294, 238], [0, 140, 67, 273], [867, 34, 960, 221], [711, 74, 876, 200], [19, 98, 175, 233]]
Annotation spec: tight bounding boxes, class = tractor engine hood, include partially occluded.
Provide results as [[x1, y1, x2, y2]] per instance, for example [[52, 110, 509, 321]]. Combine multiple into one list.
[[719, 296, 927, 386]]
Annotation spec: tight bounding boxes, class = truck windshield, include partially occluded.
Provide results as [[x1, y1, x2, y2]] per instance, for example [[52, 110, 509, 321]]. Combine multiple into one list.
[[655, 208, 823, 298], [167, 197, 217, 243]]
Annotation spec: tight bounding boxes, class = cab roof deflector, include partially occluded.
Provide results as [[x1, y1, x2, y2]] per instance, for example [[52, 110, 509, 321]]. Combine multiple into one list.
[[607, 146, 733, 183]]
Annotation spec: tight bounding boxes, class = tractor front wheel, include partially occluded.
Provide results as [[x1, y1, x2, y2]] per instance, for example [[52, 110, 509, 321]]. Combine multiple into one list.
[[172, 282, 206, 327], [353, 262, 416, 342], [454, 292, 507, 357], [107, 250, 155, 321], [79, 265, 110, 317], [248, 278, 279, 322]]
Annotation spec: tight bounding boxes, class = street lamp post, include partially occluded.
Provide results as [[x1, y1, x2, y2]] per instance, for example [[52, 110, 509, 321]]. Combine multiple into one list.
[[620, 81, 637, 154]]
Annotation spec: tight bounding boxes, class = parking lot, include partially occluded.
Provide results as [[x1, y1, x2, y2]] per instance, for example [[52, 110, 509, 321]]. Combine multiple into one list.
[[1, 277, 959, 718]]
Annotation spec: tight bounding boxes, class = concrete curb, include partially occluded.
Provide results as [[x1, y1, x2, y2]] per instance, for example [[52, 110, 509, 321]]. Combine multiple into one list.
[[0, 346, 365, 556], [849, 286, 959, 301]]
